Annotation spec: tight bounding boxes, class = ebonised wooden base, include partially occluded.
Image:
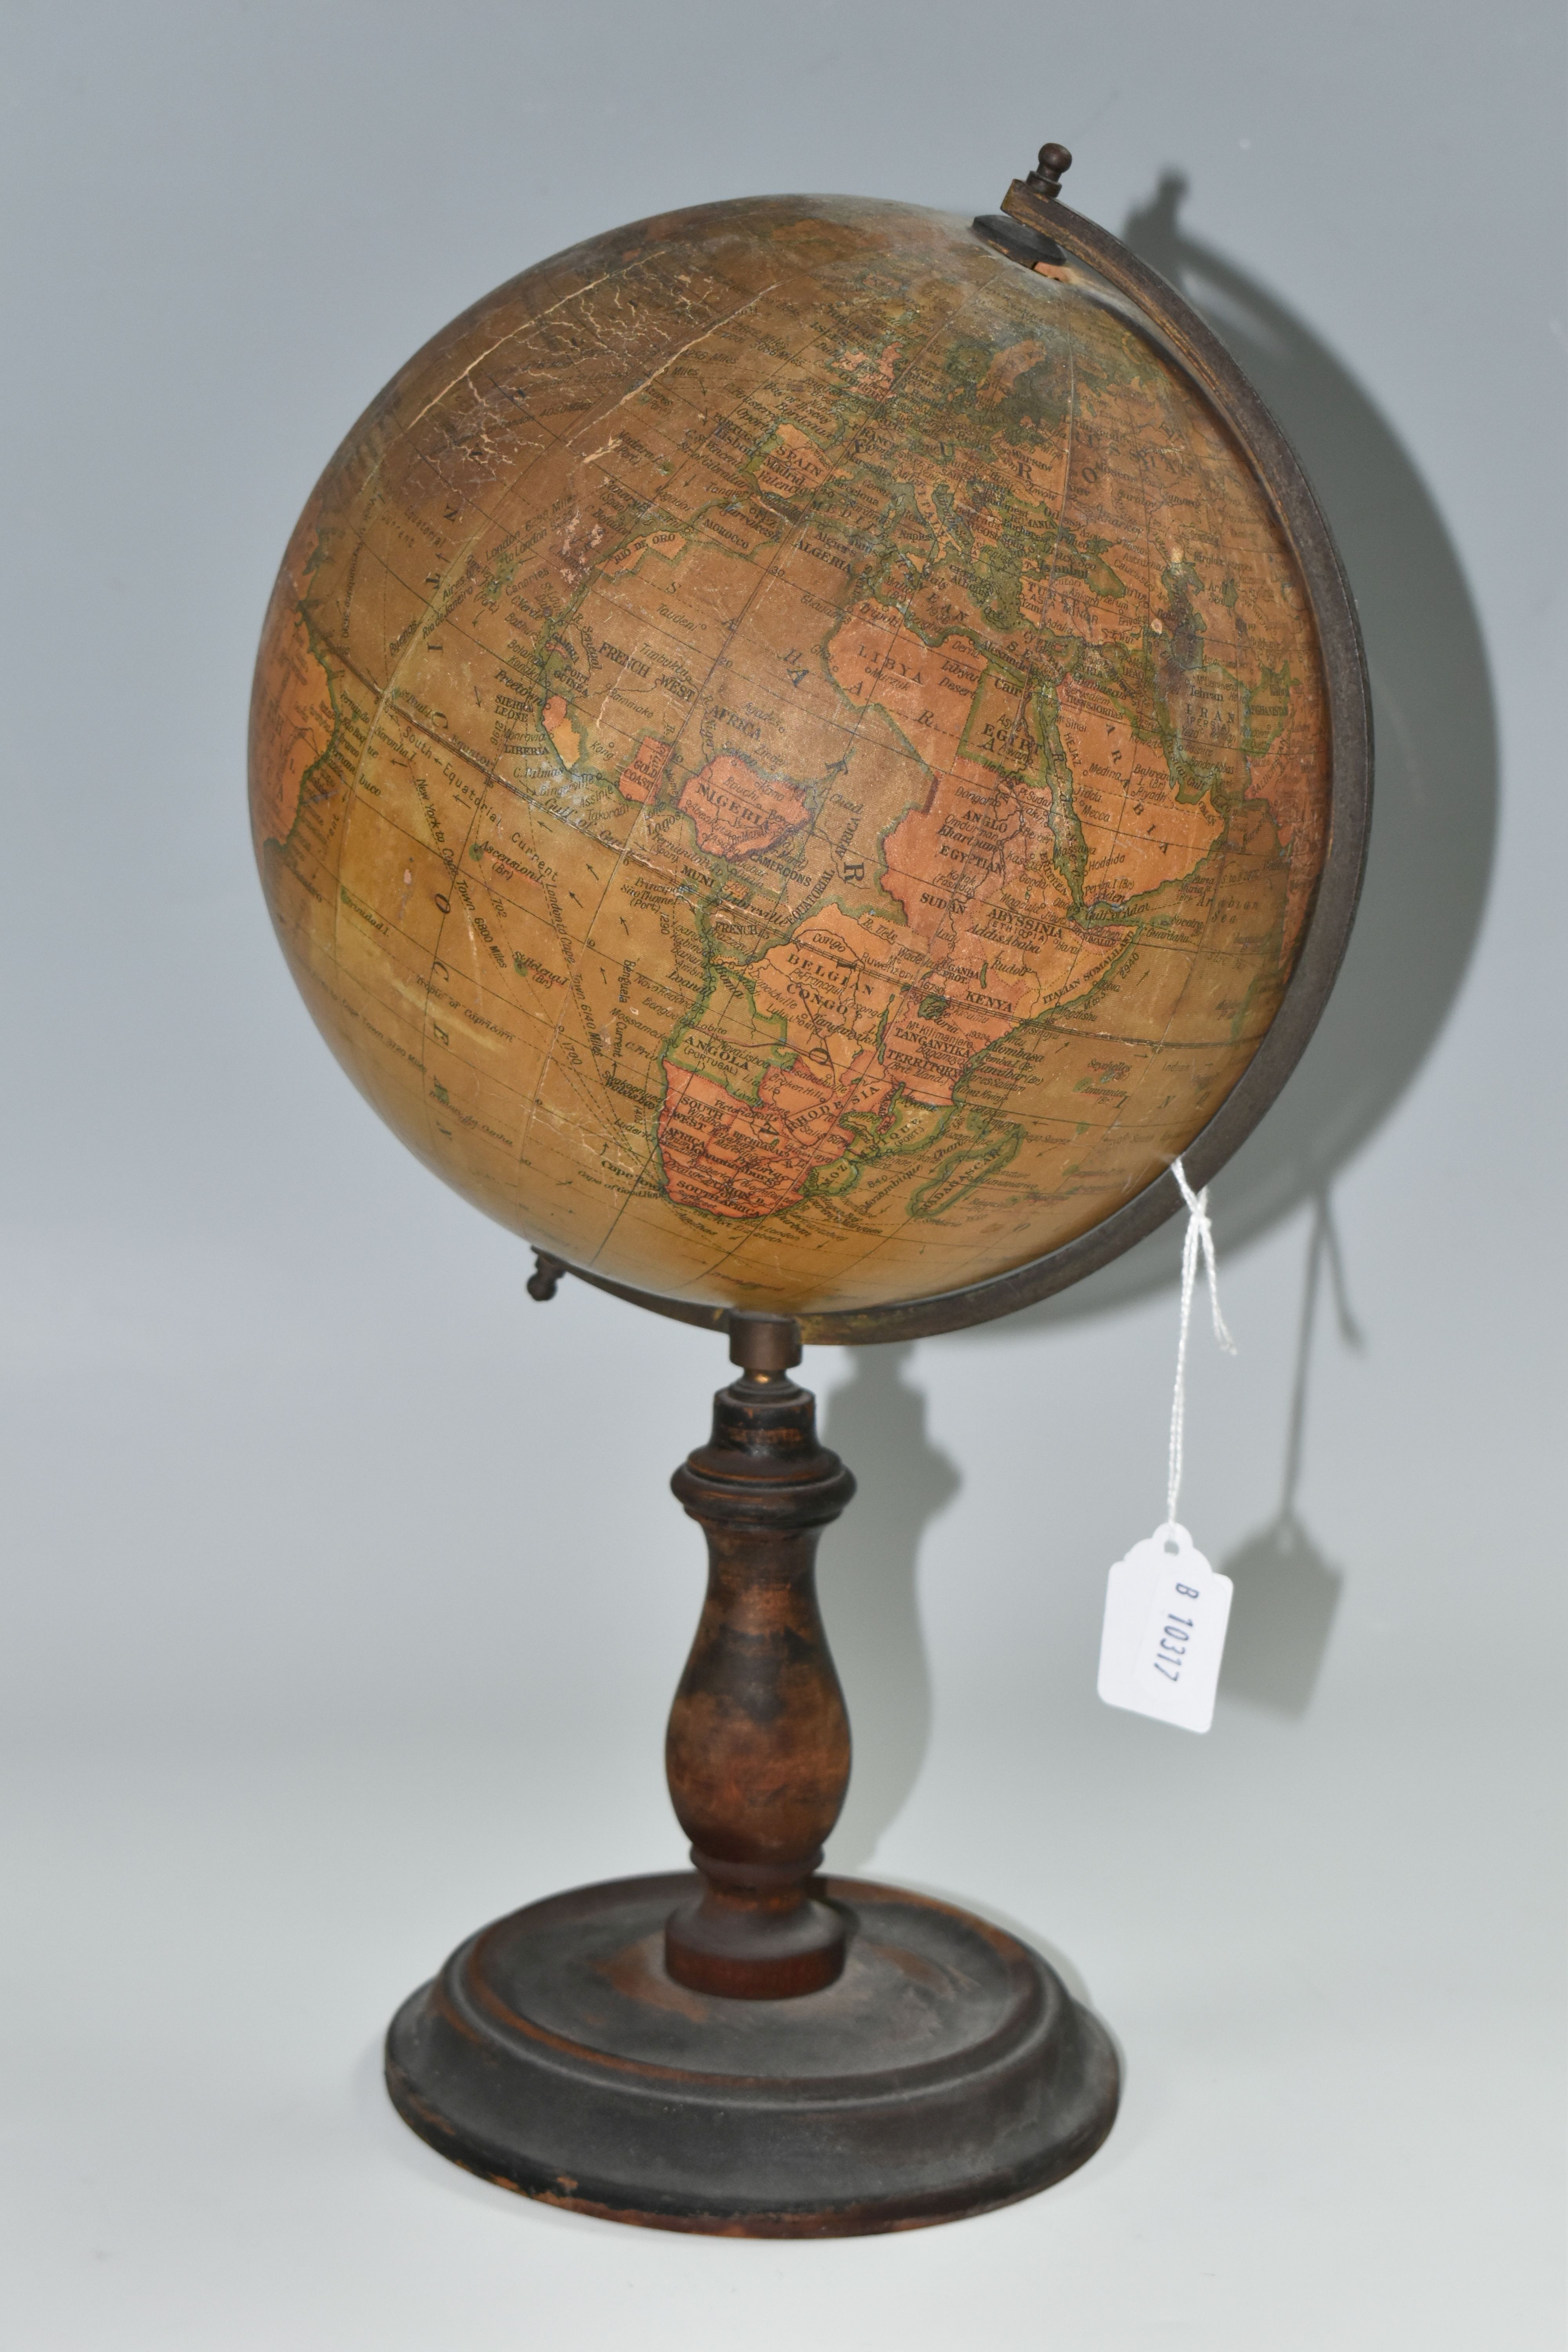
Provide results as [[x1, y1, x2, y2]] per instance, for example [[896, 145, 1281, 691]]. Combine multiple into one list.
[[387, 1322, 1119, 2232], [385, 1871, 1119, 2237]]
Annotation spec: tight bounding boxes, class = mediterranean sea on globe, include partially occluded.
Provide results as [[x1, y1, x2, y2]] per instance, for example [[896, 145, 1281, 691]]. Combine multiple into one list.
[[249, 195, 1330, 1318]]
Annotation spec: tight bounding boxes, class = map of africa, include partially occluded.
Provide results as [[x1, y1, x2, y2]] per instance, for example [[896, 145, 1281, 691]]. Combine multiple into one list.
[[250, 196, 1330, 1316]]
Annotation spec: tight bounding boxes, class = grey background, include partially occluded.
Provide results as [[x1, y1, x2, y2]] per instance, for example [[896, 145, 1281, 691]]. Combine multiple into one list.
[[2, 2, 1563, 2343]]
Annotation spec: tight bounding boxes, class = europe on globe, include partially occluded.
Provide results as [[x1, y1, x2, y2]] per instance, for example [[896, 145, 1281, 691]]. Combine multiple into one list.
[[250, 193, 1331, 1318]]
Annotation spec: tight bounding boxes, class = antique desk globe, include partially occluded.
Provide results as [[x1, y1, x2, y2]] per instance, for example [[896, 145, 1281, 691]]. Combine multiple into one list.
[[249, 146, 1369, 2234]]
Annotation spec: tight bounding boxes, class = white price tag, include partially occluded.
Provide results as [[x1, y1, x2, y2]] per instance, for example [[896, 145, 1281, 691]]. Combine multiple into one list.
[[1097, 1523, 1232, 1734]]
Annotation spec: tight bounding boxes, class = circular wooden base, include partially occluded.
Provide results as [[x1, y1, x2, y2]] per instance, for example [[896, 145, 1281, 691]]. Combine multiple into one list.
[[385, 1872, 1119, 2237]]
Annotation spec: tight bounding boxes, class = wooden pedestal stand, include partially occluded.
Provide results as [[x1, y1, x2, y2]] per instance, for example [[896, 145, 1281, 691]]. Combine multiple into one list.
[[385, 1314, 1119, 2236], [287, 133, 1375, 2242]]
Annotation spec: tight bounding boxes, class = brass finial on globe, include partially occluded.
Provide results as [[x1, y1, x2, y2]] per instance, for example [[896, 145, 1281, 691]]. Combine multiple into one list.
[[249, 149, 1369, 2236], [1027, 140, 1074, 197]]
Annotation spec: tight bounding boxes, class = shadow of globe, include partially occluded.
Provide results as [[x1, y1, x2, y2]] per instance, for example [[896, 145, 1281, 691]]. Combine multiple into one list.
[[981, 171, 1498, 1338]]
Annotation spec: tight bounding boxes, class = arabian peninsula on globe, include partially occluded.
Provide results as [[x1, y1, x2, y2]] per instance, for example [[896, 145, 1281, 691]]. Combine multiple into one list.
[[250, 196, 1330, 1316]]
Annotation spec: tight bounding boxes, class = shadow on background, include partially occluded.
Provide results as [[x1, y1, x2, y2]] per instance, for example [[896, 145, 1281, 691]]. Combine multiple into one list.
[[820, 1345, 958, 1868], [819, 180, 1495, 1817], [972, 169, 1498, 1335], [1220, 1190, 1360, 1716]]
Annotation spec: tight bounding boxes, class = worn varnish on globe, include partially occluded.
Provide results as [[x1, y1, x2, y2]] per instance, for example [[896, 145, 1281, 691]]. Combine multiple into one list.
[[250, 196, 1330, 1316]]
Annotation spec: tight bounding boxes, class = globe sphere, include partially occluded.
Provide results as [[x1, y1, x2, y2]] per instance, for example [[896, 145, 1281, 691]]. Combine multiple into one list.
[[250, 196, 1330, 1316]]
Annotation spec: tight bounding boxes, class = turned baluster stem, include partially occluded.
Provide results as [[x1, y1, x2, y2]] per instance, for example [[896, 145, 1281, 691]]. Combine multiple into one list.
[[664, 1314, 855, 1999]]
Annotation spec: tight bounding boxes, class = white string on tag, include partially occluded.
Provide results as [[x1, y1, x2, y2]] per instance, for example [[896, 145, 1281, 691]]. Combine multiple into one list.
[[1165, 1157, 1236, 1528], [1097, 1159, 1237, 1734]]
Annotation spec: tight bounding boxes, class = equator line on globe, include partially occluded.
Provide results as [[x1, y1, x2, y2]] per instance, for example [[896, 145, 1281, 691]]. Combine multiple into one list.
[[250, 178, 1349, 1327]]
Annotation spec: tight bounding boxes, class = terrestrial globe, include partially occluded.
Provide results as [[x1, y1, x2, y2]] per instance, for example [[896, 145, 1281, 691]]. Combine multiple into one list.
[[251, 171, 1363, 1341], [249, 149, 1368, 2238]]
